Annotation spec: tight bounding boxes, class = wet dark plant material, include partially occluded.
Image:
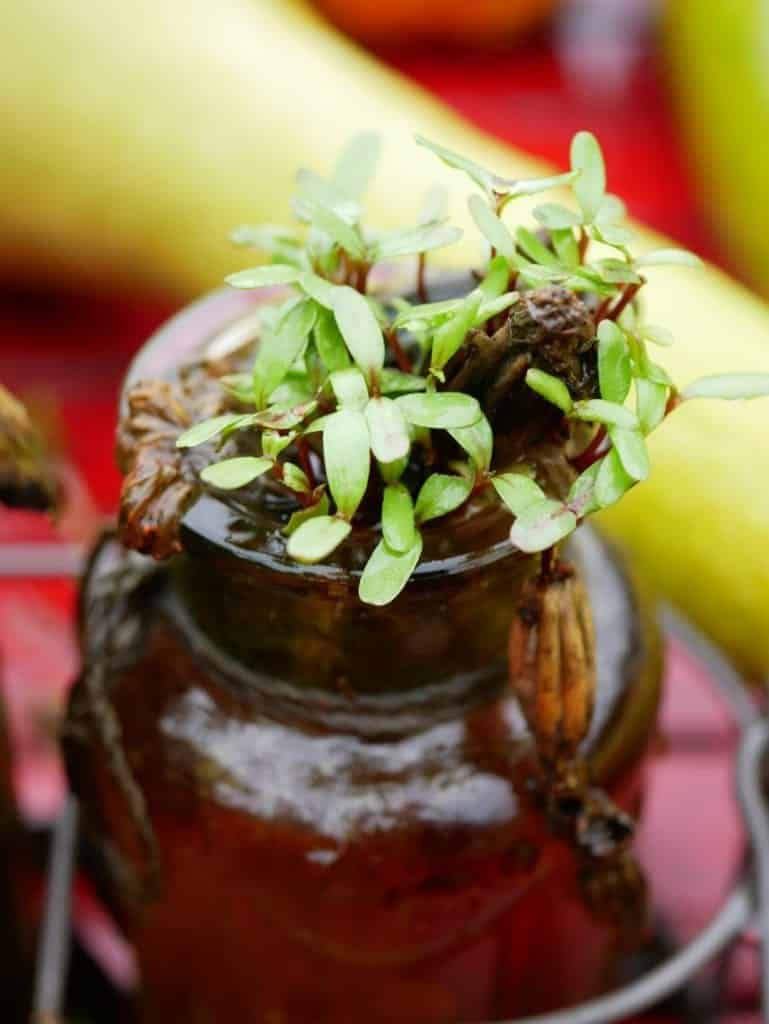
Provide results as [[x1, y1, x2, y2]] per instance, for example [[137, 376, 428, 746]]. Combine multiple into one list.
[[445, 286, 598, 438]]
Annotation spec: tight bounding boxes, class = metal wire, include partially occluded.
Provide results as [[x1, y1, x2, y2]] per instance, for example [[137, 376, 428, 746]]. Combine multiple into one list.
[[32, 796, 79, 1023]]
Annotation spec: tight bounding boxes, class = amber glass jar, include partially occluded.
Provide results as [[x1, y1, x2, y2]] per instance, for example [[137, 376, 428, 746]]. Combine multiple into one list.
[[66, 290, 662, 1023]]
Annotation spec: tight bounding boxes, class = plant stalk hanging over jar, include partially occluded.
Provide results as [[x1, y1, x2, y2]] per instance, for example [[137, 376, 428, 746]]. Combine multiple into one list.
[[69, 131, 769, 1023]]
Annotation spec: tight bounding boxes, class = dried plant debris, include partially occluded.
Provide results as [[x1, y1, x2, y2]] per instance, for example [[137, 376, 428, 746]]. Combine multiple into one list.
[[0, 384, 57, 512], [117, 365, 227, 559]]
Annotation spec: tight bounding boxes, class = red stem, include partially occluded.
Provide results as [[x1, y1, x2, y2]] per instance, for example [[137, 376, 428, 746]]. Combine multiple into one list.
[[571, 426, 608, 472], [416, 253, 428, 303], [385, 328, 413, 373]]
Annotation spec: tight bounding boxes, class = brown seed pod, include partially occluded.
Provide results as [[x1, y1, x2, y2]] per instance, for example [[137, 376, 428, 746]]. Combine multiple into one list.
[[508, 561, 596, 764]]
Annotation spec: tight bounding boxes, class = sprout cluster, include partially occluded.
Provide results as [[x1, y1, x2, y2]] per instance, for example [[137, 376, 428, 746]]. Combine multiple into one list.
[[176, 131, 769, 605]]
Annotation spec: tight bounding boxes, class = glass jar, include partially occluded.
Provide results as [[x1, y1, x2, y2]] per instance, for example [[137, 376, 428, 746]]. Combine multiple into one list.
[[65, 290, 662, 1023]]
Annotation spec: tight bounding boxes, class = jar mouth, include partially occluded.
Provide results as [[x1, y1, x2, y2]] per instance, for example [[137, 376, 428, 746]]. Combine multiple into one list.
[[181, 490, 528, 585]]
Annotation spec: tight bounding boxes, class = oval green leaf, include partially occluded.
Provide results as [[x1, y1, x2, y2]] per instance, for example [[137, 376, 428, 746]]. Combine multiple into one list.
[[397, 392, 482, 429], [358, 535, 423, 606], [415, 473, 473, 524], [365, 397, 410, 464], [525, 368, 573, 413], [430, 292, 482, 372], [571, 399, 639, 429], [595, 448, 635, 508], [609, 427, 649, 482], [176, 413, 246, 449], [286, 515, 351, 564], [332, 286, 385, 373], [323, 409, 371, 520], [682, 373, 769, 401], [492, 473, 545, 516], [225, 265, 303, 289], [449, 414, 493, 474], [509, 499, 577, 553], [200, 456, 272, 490], [381, 483, 417, 552], [570, 131, 606, 223], [597, 321, 632, 404], [468, 195, 516, 262]]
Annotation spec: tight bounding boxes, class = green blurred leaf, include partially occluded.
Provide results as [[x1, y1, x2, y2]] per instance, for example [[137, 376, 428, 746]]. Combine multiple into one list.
[[418, 183, 449, 224], [639, 323, 674, 347], [200, 456, 272, 489], [251, 401, 318, 430], [286, 515, 351, 563], [567, 462, 601, 517], [477, 291, 519, 324], [323, 409, 371, 519], [431, 292, 482, 371], [415, 473, 473, 523], [525, 368, 573, 413], [572, 399, 638, 429], [682, 373, 769, 401], [332, 286, 385, 373], [332, 132, 382, 201], [304, 198, 366, 260], [314, 307, 351, 372], [509, 499, 577, 552], [551, 228, 580, 268], [253, 298, 317, 408], [570, 131, 606, 222], [609, 427, 649, 481], [226, 265, 302, 289], [449, 414, 493, 474], [282, 462, 311, 493], [371, 222, 462, 261], [378, 454, 409, 484], [492, 473, 546, 515], [378, 369, 427, 394], [597, 321, 631, 403], [505, 169, 578, 200], [176, 414, 247, 449], [595, 259, 641, 285], [382, 482, 417, 552], [294, 168, 360, 222], [365, 397, 410, 463], [595, 448, 635, 507], [515, 227, 560, 268], [595, 194, 627, 225], [392, 297, 461, 329], [262, 430, 297, 460], [479, 255, 511, 298], [415, 135, 496, 195], [284, 492, 330, 535], [330, 367, 369, 410], [397, 391, 481, 429], [635, 248, 702, 269], [468, 195, 515, 261], [358, 535, 423, 606], [533, 203, 582, 230], [298, 272, 339, 308], [636, 378, 668, 434]]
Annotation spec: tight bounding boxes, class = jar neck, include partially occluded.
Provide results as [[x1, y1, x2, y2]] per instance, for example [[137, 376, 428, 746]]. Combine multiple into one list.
[[169, 494, 537, 732]]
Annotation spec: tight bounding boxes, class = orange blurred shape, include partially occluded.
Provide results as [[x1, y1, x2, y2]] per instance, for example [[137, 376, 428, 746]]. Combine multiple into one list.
[[312, 0, 559, 46]]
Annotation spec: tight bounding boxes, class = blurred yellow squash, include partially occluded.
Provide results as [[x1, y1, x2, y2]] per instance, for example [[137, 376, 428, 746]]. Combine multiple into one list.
[[665, 0, 769, 296], [2, 0, 769, 676]]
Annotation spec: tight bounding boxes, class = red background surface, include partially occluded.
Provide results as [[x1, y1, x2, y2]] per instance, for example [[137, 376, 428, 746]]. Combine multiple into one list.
[[0, 9, 760, 1019]]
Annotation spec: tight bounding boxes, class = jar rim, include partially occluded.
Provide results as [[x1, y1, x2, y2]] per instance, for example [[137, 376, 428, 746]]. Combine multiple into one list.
[[128, 283, 531, 584]]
